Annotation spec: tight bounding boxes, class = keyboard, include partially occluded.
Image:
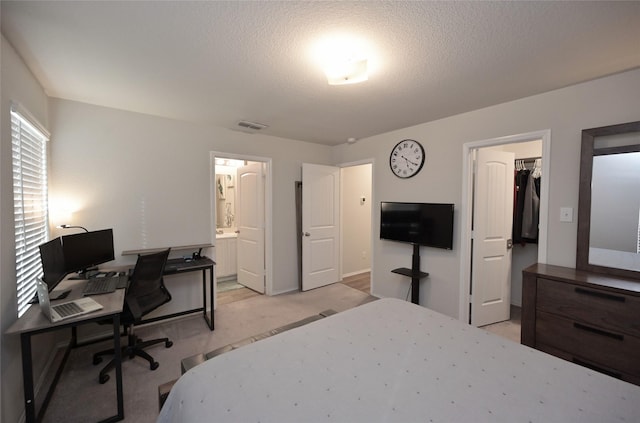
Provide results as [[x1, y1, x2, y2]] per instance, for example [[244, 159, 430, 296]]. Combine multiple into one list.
[[53, 302, 83, 318], [83, 275, 128, 296]]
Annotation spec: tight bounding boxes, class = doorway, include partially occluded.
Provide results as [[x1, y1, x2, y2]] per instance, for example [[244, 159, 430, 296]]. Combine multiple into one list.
[[210, 152, 272, 307], [340, 162, 373, 294], [297, 160, 374, 293], [459, 130, 551, 328]]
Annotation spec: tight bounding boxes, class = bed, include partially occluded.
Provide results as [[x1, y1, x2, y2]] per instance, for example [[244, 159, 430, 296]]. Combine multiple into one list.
[[158, 298, 640, 422]]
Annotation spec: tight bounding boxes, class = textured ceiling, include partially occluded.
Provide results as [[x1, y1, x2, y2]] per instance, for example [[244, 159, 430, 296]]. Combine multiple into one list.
[[2, 1, 639, 146]]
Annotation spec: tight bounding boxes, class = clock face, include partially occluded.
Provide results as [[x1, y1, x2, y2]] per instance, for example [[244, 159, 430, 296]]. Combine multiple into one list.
[[390, 139, 425, 178]]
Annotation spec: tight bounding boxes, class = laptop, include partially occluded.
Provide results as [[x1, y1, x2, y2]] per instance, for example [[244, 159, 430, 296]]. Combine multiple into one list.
[[37, 278, 103, 323]]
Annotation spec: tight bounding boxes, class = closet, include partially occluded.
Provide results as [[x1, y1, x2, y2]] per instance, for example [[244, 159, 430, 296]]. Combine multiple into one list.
[[513, 158, 542, 245], [468, 136, 546, 327], [511, 156, 542, 307]]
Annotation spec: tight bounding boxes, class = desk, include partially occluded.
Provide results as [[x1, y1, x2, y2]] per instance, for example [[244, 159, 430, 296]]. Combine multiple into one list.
[[141, 257, 215, 330], [5, 279, 126, 423]]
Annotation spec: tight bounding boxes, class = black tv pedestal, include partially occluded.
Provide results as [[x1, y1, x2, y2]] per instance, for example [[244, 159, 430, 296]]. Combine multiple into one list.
[[391, 243, 429, 305]]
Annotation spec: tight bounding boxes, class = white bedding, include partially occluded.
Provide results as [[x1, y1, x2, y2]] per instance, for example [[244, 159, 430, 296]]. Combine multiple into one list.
[[158, 298, 640, 422]]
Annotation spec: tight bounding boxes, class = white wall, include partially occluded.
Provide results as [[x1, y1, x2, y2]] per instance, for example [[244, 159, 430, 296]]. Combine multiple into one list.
[[332, 68, 640, 318], [341, 164, 372, 276], [48, 99, 333, 303], [1, 35, 51, 423]]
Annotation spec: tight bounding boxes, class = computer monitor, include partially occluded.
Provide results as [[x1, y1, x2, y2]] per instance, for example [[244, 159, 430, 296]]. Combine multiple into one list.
[[38, 237, 67, 291], [62, 229, 115, 274]]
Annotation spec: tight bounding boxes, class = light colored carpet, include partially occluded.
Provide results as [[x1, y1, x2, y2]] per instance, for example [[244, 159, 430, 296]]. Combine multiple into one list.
[[480, 305, 522, 344], [42, 282, 376, 423]]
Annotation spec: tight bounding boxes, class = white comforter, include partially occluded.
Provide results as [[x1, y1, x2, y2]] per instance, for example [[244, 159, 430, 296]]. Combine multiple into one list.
[[158, 298, 640, 422]]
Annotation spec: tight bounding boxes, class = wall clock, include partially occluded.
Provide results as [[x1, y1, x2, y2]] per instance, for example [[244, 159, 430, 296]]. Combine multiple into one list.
[[389, 139, 425, 178]]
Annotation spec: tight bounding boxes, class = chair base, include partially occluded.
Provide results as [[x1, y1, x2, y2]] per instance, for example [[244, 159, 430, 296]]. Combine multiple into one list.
[[93, 333, 173, 384]]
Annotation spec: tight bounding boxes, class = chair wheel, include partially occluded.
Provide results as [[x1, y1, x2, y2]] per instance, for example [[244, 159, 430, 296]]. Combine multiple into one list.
[[165, 340, 173, 348], [99, 374, 110, 384], [150, 361, 159, 371], [93, 356, 103, 365]]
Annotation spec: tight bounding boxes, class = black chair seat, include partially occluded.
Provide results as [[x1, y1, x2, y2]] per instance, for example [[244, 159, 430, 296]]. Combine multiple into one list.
[[92, 248, 173, 384]]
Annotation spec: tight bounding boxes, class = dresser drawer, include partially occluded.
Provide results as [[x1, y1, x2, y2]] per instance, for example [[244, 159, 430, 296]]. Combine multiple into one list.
[[536, 311, 640, 377], [536, 343, 640, 385], [537, 278, 640, 337]]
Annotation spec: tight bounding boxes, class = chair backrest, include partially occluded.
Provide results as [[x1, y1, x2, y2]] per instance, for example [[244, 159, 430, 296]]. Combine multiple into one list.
[[127, 248, 171, 315]]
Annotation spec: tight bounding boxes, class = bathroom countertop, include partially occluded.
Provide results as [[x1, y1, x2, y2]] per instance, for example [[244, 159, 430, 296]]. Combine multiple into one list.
[[216, 232, 238, 239]]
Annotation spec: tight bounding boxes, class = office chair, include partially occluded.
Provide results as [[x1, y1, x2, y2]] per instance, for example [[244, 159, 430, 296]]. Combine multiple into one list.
[[93, 248, 173, 384]]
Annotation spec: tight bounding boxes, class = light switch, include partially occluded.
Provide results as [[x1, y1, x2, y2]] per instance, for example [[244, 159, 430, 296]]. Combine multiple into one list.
[[560, 207, 573, 222]]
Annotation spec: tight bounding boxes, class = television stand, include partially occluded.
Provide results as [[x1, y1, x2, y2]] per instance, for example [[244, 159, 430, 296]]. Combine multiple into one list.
[[391, 243, 429, 305]]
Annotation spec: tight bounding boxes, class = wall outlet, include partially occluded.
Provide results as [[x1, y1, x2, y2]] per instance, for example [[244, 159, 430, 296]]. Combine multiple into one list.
[[560, 207, 573, 222]]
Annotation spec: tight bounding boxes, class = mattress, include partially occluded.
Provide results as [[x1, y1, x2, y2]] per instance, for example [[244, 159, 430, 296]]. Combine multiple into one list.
[[158, 298, 640, 422]]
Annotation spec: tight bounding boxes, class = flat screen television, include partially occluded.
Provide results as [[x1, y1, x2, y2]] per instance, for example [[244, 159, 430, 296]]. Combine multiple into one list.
[[38, 237, 67, 291], [62, 229, 115, 274], [380, 202, 454, 249]]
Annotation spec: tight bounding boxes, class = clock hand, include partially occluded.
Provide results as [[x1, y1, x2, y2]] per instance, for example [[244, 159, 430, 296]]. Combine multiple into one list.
[[401, 155, 419, 167]]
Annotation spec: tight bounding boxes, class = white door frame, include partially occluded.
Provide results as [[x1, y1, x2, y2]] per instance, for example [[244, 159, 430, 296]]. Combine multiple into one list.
[[210, 152, 273, 306], [459, 130, 551, 323]]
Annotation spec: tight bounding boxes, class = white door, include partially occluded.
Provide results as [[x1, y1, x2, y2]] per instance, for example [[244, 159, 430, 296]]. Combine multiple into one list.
[[236, 162, 265, 293], [302, 163, 340, 291], [471, 149, 515, 326]]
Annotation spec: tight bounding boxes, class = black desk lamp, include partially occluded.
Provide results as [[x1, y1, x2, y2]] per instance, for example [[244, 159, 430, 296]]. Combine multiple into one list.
[[57, 224, 89, 233]]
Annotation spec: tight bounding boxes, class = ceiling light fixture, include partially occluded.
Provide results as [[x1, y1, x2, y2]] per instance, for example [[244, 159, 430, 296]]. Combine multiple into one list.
[[325, 57, 368, 85], [312, 34, 371, 86]]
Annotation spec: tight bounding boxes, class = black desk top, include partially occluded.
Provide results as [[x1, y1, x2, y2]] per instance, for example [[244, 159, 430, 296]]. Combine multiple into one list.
[[164, 256, 215, 274]]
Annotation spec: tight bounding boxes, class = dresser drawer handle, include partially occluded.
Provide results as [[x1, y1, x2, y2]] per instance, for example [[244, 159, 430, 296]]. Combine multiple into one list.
[[574, 287, 625, 302], [573, 322, 624, 341]]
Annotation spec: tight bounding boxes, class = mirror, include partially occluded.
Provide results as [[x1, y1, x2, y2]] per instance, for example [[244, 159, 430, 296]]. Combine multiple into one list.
[[577, 121, 640, 278], [215, 172, 236, 229]]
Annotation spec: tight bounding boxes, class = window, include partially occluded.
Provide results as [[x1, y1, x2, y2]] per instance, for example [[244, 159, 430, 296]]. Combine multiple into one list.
[[11, 105, 50, 317]]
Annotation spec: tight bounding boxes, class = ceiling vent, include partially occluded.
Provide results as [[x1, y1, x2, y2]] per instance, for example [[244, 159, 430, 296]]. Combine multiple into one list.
[[237, 120, 268, 131]]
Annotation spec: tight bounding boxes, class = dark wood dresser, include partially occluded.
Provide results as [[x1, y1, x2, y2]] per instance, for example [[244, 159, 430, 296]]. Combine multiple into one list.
[[522, 263, 640, 386]]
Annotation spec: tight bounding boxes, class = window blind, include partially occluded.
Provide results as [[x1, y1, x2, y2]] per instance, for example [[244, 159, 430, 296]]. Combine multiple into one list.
[[11, 108, 49, 317]]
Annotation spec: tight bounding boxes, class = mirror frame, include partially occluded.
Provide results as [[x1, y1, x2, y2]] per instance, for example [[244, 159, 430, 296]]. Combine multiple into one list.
[[577, 120, 640, 278]]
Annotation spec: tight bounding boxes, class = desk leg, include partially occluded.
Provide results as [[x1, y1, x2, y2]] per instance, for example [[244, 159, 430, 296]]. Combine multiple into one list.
[[201, 268, 206, 322], [113, 314, 124, 420], [209, 266, 214, 330], [100, 315, 124, 423], [21, 333, 36, 423], [202, 266, 215, 331]]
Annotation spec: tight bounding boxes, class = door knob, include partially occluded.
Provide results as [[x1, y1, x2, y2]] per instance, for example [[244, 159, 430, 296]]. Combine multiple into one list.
[[303, 232, 311, 237]]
